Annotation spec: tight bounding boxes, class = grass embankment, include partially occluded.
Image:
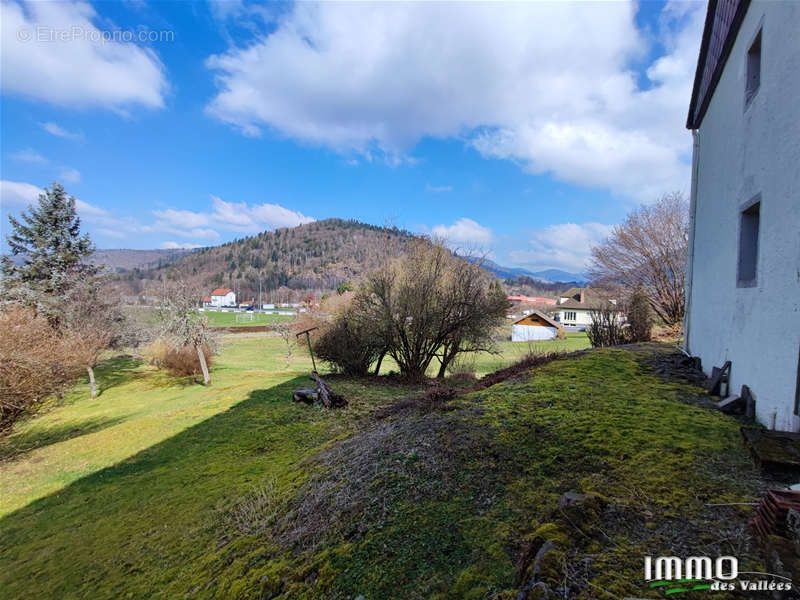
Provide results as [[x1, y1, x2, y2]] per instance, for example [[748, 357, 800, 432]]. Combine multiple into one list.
[[375, 332, 591, 378], [0, 339, 763, 599], [469, 332, 590, 376]]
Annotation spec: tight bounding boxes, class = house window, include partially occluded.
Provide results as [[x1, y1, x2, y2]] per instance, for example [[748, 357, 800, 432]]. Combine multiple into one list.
[[563, 311, 576, 322], [737, 197, 760, 286], [745, 29, 761, 106]]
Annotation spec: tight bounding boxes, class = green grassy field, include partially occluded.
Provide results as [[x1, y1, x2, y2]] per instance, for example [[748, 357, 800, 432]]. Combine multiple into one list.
[[203, 310, 296, 327], [0, 334, 764, 599], [0, 334, 587, 515], [468, 332, 591, 376]]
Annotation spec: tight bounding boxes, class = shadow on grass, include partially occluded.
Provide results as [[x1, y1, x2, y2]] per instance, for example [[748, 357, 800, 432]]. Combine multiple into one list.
[[94, 354, 200, 393], [0, 374, 347, 599], [0, 415, 131, 463], [89, 354, 144, 394]]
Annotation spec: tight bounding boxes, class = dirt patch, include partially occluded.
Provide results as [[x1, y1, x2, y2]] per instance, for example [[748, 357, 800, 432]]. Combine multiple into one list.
[[476, 350, 588, 390], [272, 406, 494, 553]]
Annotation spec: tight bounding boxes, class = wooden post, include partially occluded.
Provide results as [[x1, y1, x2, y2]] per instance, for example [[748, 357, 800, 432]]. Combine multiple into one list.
[[295, 327, 319, 372]]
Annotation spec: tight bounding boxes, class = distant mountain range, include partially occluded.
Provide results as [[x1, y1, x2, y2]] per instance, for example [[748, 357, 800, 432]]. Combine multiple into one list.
[[5, 220, 586, 297], [90, 248, 194, 272], [471, 258, 587, 284]]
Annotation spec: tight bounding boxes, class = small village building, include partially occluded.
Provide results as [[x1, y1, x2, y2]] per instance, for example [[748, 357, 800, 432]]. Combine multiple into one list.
[[553, 287, 618, 331], [511, 310, 562, 342], [684, 0, 800, 430], [207, 288, 236, 308]]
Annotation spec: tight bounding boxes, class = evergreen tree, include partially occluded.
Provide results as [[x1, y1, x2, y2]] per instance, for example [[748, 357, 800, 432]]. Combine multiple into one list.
[[2, 183, 98, 317]]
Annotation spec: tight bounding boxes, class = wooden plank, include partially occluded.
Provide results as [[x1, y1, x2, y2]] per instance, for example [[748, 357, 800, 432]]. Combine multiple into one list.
[[707, 360, 731, 395], [742, 427, 800, 470]]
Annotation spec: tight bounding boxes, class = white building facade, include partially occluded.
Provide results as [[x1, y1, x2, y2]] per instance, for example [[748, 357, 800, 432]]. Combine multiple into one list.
[[554, 308, 593, 330], [684, 0, 800, 430], [209, 288, 236, 308], [511, 311, 561, 342]]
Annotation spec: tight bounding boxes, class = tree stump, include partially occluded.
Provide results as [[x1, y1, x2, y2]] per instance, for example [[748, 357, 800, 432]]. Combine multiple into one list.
[[292, 374, 347, 408], [292, 388, 318, 404], [310, 372, 347, 408]]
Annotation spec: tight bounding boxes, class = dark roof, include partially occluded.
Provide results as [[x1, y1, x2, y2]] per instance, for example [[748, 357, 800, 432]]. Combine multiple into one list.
[[557, 286, 614, 310], [513, 310, 562, 329], [557, 298, 607, 310], [687, 0, 752, 129], [560, 287, 583, 300]]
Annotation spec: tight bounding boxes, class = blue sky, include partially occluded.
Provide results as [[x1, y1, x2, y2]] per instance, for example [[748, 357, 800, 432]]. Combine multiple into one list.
[[0, 0, 706, 273]]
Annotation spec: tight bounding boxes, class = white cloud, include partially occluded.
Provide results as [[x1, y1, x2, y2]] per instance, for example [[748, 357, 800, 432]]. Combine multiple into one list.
[[211, 196, 315, 231], [0, 179, 119, 229], [152, 207, 211, 229], [1, 1, 167, 110], [9, 148, 48, 164], [39, 121, 84, 141], [431, 217, 493, 247], [426, 184, 452, 193], [0, 180, 42, 210], [205, 2, 703, 200], [161, 241, 203, 249], [59, 167, 81, 184], [147, 195, 314, 240], [509, 222, 614, 273]]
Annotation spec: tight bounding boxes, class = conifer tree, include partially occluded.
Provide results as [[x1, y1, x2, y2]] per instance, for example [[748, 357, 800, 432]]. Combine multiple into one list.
[[2, 183, 98, 318]]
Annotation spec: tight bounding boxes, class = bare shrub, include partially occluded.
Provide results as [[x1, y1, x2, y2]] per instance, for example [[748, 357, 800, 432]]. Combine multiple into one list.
[[142, 338, 214, 377], [446, 353, 478, 379], [353, 240, 508, 379], [313, 307, 384, 376], [0, 307, 83, 431], [586, 304, 628, 348], [626, 287, 652, 343]]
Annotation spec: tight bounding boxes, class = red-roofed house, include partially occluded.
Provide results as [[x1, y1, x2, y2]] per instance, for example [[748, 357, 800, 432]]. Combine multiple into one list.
[[206, 288, 236, 308]]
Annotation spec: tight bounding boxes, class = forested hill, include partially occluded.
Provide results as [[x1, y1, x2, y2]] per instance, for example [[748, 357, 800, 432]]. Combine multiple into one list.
[[91, 248, 193, 272], [113, 219, 417, 299]]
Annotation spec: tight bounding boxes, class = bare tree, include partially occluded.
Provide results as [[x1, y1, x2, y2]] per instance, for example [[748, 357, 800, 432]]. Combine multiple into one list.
[[154, 281, 216, 385], [353, 240, 508, 379], [274, 321, 296, 369], [62, 279, 121, 398], [588, 192, 688, 325]]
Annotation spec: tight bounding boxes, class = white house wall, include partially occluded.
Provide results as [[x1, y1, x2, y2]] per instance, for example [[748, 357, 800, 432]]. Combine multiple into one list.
[[556, 309, 594, 328], [211, 292, 236, 307], [512, 324, 557, 342], [686, 1, 800, 430]]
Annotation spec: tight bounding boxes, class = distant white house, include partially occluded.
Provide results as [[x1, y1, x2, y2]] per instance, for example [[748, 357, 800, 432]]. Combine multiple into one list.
[[553, 287, 618, 331], [511, 310, 562, 342], [684, 0, 800, 430], [204, 287, 236, 308]]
